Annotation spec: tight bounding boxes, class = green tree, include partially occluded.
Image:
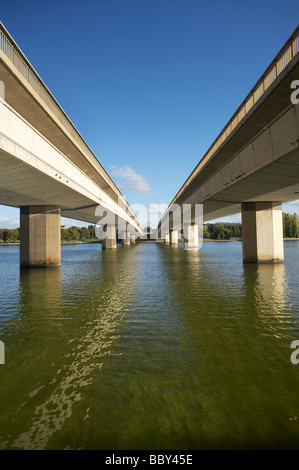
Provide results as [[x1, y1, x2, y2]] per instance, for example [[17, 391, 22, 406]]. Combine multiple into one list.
[[203, 225, 210, 239], [2, 229, 10, 242], [68, 228, 80, 241], [232, 225, 241, 238], [88, 225, 96, 238], [9, 229, 19, 242], [80, 227, 91, 240], [1, 229, 19, 242], [61, 228, 70, 241], [283, 212, 298, 238], [291, 213, 299, 238]]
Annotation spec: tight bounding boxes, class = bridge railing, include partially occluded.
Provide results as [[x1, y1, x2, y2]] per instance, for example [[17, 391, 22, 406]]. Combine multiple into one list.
[[0, 22, 127, 207], [169, 25, 299, 206]]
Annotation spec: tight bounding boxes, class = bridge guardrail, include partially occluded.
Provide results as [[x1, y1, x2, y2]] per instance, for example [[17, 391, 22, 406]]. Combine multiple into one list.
[[0, 24, 124, 203], [168, 25, 299, 206], [0, 22, 143, 228]]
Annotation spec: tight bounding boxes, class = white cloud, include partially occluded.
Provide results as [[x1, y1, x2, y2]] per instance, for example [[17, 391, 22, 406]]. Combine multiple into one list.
[[283, 201, 299, 214], [209, 214, 241, 224], [110, 165, 151, 194], [0, 216, 19, 228]]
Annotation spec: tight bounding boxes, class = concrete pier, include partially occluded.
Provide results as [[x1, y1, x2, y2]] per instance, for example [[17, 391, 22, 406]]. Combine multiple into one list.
[[20, 206, 61, 267], [170, 230, 178, 245], [102, 225, 117, 250], [241, 202, 284, 263], [165, 233, 170, 244], [184, 224, 199, 250], [122, 231, 131, 245]]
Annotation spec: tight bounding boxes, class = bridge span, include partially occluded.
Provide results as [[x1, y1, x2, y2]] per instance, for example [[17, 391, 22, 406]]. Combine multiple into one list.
[[0, 23, 143, 266], [159, 26, 299, 263]]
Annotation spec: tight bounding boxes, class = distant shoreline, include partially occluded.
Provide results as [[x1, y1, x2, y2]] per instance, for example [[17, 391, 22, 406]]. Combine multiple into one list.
[[0, 240, 102, 246], [1, 238, 299, 247]]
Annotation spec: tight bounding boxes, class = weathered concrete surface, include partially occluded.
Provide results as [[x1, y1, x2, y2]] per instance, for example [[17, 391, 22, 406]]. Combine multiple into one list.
[[170, 230, 179, 245], [102, 226, 117, 250], [184, 225, 199, 250], [121, 231, 131, 245], [241, 202, 284, 263], [20, 205, 61, 267]]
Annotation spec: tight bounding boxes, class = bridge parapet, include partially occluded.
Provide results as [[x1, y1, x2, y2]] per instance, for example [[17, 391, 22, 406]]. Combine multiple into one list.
[[0, 22, 112, 190], [0, 22, 140, 229], [168, 26, 299, 207]]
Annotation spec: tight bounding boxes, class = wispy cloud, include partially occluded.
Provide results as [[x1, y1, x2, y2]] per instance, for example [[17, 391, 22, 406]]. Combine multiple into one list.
[[210, 214, 241, 224], [0, 216, 19, 228], [283, 201, 299, 213], [110, 165, 151, 194]]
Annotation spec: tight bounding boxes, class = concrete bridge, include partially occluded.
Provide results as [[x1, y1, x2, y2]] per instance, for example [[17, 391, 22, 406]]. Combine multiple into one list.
[[159, 26, 299, 263], [0, 23, 143, 267]]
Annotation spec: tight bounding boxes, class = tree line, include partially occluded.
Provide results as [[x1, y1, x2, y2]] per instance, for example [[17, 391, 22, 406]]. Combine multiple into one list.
[[0, 228, 20, 243], [203, 223, 242, 240], [203, 213, 299, 239], [203, 212, 299, 239], [0, 225, 97, 243], [283, 212, 299, 238], [0, 213, 299, 242], [60, 225, 97, 242]]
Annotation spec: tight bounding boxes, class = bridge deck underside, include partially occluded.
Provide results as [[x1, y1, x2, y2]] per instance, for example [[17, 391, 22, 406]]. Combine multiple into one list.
[[203, 147, 299, 222], [167, 58, 299, 224], [0, 148, 106, 224], [0, 59, 120, 203]]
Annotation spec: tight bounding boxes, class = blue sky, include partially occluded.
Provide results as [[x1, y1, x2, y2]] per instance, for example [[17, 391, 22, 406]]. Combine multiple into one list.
[[0, 0, 298, 228]]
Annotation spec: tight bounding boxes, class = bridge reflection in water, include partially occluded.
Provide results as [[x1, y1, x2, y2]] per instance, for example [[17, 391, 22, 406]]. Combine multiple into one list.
[[0, 241, 299, 449]]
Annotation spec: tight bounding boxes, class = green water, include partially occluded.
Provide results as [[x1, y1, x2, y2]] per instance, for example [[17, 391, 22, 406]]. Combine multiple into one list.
[[1, 240, 299, 449]]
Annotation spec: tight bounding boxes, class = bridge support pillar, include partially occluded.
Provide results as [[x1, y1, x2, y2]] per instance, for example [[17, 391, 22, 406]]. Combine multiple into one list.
[[20, 206, 61, 267], [184, 224, 199, 250], [165, 233, 170, 244], [122, 231, 131, 245], [241, 202, 284, 263], [131, 235, 136, 244], [102, 226, 117, 249], [170, 230, 178, 245]]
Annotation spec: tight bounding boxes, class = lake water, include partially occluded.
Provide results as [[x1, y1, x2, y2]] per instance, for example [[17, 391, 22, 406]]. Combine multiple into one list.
[[1, 240, 299, 449]]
